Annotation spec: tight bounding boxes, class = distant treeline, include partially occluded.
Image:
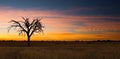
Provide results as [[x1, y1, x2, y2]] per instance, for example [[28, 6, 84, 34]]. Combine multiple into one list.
[[0, 40, 120, 42], [0, 40, 119, 46]]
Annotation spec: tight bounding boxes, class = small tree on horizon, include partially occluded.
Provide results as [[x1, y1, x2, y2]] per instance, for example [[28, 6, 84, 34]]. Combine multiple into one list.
[[8, 17, 44, 46]]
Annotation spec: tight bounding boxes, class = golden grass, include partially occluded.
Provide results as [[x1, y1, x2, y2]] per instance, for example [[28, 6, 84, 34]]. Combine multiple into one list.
[[0, 41, 119, 59]]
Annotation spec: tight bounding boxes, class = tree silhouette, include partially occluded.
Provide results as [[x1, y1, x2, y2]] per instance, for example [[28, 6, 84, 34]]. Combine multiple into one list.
[[8, 17, 44, 46]]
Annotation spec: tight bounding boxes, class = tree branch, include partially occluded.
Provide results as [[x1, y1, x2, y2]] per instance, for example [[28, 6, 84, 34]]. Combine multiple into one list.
[[10, 20, 27, 33]]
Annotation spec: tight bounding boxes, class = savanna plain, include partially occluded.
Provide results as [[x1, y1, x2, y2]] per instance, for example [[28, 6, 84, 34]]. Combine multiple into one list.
[[0, 41, 119, 59]]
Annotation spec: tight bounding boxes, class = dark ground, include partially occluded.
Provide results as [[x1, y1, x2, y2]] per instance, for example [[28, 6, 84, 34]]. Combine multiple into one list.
[[0, 41, 120, 59]]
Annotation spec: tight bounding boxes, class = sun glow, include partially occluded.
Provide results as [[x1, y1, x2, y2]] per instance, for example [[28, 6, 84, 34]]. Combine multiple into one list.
[[0, 6, 119, 41]]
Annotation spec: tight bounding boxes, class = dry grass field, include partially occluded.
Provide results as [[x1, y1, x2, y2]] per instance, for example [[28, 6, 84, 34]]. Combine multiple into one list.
[[0, 41, 120, 59]]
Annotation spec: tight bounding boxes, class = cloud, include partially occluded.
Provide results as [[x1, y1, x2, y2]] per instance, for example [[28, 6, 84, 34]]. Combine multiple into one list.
[[0, 6, 64, 22], [60, 7, 94, 13], [0, 6, 119, 40]]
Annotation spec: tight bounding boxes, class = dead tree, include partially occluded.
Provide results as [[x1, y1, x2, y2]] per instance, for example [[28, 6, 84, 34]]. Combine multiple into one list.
[[8, 17, 44, 46]]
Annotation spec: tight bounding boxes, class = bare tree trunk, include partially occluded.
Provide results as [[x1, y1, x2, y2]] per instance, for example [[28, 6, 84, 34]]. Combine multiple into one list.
[[27, 36, 30, 46]]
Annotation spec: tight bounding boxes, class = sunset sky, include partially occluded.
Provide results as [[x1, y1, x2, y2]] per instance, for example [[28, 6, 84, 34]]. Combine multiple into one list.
[[0, 0, 120, 41]]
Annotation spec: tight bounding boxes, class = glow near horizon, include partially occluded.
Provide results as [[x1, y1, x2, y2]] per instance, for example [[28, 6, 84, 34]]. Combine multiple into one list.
[[0, 7, 119, 41]]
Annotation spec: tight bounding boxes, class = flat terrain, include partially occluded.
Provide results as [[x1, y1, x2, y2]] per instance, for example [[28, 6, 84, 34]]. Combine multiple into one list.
[[0, 41, 120, 59]]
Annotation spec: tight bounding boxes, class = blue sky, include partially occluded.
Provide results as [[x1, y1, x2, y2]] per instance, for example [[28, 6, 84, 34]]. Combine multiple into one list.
[[0, 0, 120, 16]]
